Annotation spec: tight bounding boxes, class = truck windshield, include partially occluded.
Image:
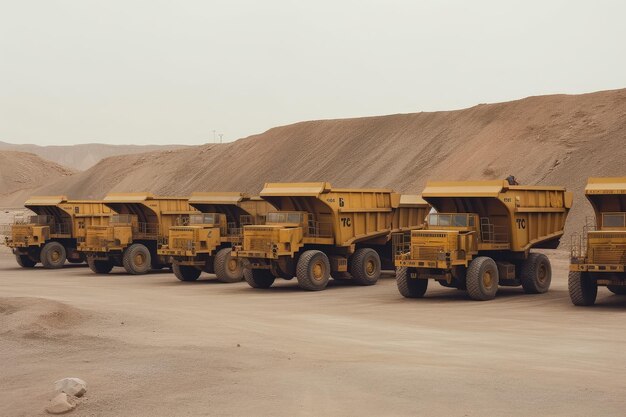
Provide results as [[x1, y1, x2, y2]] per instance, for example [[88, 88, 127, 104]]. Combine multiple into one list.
[[189, 213, 217, 225], [602, 213, 626, 228], [110, 214, 134, 224], [266, 212, 304, 225], [28, 215, 54, 225], [428, 213, 474, 227]]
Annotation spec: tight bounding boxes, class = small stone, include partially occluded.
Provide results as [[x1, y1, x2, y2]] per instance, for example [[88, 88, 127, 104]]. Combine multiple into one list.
[[46, 393, 76, 414], [237, 344, 240, 347], [54, 377, 87, 397]]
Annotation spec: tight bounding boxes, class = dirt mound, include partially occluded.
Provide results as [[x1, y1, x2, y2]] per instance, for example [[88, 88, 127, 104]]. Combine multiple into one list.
[[0, 297, 87, 340], [4, 88, 626, 240], [0, 151, 75, 207], [0, 141, 189, 171]]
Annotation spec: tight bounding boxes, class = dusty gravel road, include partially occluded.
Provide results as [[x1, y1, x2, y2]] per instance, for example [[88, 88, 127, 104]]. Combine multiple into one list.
[[0, 250, 625, 417]]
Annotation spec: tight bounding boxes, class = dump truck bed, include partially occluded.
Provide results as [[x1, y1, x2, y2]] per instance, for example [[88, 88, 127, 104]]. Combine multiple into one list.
[[421, 180, 573, 252], [102, 193, 196, 240], [22, 196, 113, 239], [259, 182, 427, 247], [187, 192, 273, 224]]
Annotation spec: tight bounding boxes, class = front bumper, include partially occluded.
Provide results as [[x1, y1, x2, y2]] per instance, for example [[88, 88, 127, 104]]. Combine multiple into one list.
[[80, 246, 123, 254], [395, 259, 448, 269], [570, 263, 625, 272], [158, 248, 199, 257], [234, 250, 278, 259], [7, 242, 34, 249]]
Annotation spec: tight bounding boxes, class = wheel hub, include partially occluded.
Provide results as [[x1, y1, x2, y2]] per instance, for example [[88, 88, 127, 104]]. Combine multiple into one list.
[[366, 259, 375, 275], [537, 264, 547, 283], [51, 250, 60, 262], [483, 270, 493, 288], [228, 258, 238, 272], [312, 262, 325, 281], [135, 253, 145, 266]]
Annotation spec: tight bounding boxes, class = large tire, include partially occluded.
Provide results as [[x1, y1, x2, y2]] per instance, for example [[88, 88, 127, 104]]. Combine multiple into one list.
[[296, 250, 331, 291], [396, 267, 428, 298], [519, 253, 552, 294], [40, 242, 67, 269], [87, 257, 113, 274], [173, 263, 201, 281], [214, 248, 244, 283], [466, 257, 499, 301], [568, 271, 597, 306], [349, 248, 381, 286], [520, 253, 552, 294], [244, 268, 275, 289], [607, 285, 626, 295], [122, 244, 152, 275], [15, 253, 36, 268]]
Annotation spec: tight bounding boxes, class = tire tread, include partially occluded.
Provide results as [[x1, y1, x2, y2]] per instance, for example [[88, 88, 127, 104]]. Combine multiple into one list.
[[296, 250, 330, 291], [466, 257, 499, 301], [214, 248, 243, 283], [396, 267, 428, 298], [349, 248, 381, 286], [122, 244, 152, 275]]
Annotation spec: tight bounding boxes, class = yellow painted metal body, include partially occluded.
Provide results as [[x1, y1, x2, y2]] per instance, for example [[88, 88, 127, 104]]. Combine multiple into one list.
[[396, 180, 573, 269], [6, 196, 113, 249], [570, 178, 626, 279], [157, 193, 273, 264], [79, 193, 196, 255], [234, 182, 430, 261]]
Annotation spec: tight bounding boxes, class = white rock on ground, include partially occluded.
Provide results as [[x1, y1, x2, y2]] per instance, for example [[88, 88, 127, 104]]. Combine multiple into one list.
[[46, 393, 76, 414], [54, 377, 87, 397]]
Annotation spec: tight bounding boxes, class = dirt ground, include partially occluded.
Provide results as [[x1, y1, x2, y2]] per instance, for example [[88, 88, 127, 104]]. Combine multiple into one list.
[[0, 250, 624, 417]]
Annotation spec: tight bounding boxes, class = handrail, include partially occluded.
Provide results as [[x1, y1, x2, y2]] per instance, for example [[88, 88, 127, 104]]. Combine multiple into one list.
[[307, 220, 333, 238], [480, 218, 509, 244], [392, 231, 411, 258]]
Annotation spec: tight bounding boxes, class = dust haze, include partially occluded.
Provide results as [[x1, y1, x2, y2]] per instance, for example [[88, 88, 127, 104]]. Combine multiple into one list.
[[1, 0, 625, 145]]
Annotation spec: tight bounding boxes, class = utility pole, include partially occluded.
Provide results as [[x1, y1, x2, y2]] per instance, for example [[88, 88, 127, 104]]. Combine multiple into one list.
[[219, 133, 223, 144]]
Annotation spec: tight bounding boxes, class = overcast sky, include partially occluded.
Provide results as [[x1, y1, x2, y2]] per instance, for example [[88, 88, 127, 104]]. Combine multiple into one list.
[[0, 0, 624, 146]]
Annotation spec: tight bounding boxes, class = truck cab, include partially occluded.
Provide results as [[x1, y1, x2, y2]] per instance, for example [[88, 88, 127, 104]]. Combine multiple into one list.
[[569, 178, 626, 305], [583, 213, 626, 267], [239, 211, 310, 259], [407, 213, 479, 269], [9, 215, 56, 249], [167, 213, 227, 255], [403, 212, 515, 271], [84, 214, 141, 251]]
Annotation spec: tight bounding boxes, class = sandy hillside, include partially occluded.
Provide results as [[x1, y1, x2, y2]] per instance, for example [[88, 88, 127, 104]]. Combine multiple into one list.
[[0, 142, 189, 171], [4, 88, 626, 238], [0, 151, 75, 207]]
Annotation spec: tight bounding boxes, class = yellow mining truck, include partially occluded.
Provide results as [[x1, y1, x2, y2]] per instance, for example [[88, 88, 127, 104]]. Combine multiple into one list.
[[394, 180, 573, 301], [232, 182, 430, 291], [6, 196, 113, 268], [158, 192, 273, 283], [569, 177, 626, 306], [79, 193, 196, 275]]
